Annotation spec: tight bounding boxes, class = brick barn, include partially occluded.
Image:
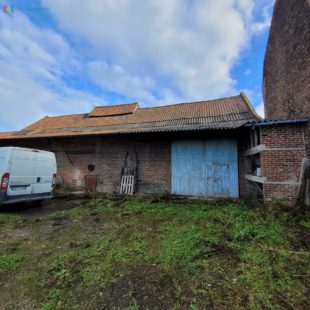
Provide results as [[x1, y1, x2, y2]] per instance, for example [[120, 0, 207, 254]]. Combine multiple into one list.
[[0, 92, 308, 204]]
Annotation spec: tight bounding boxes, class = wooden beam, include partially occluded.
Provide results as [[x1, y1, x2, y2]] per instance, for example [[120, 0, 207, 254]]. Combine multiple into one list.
[[245, 144, 266, 156], [297, 158, 310, 206], [245, 174, 267, 183]]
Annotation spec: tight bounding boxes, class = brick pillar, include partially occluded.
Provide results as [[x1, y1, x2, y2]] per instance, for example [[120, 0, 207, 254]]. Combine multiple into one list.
[[260, 125, 306, 204]]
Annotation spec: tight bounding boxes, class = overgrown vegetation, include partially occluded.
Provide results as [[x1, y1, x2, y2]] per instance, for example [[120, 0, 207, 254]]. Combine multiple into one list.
[[0, 194, 309, 309]]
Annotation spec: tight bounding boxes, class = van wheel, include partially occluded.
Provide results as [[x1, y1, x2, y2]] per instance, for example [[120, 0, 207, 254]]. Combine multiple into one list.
[[32, 200, 44, 207]]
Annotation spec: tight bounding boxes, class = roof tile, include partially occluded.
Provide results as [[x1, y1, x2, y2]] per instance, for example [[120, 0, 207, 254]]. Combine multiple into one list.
[[0, 94, 261, 140], [88, 102, 138, 117]]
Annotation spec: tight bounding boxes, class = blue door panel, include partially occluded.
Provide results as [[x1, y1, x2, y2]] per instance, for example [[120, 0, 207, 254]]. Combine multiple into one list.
[[171, 139, 239, 198], [171, 140, 204, 196]]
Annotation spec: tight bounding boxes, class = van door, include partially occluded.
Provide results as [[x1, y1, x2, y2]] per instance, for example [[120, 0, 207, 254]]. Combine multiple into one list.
[[32, 152, 55, 194], [7, 149, 35, 196]]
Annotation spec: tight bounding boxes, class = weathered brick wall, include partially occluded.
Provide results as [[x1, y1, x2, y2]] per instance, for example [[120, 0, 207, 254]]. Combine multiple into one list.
[[260, 125, 306, 203], [60, 137, 171, 193], [263, 0, 310, 156], [5, 136, 171, 194], [0, 133, 248, 197]]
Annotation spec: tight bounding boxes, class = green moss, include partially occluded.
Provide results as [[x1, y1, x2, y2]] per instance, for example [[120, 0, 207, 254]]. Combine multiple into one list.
[[0, 252, 26, 275], [299, 219, 310, 229]]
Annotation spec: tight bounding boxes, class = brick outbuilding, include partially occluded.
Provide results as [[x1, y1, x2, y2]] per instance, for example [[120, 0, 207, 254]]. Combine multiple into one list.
[[244, 120, 308, 204], [0, 93, 308, 204]]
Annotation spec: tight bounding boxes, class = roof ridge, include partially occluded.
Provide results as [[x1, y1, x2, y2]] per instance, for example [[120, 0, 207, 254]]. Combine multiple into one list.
[[240, 92, 263, 121], [30, 95, 244, 120], [18, 93, 256, 134], [42, 113, 87, 119], [92, 102, 138, 109], [138, 95, 241, 110]]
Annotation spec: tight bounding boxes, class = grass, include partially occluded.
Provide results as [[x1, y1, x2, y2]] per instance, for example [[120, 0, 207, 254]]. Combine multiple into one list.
[[0, 194, 309, 309], [0, 253, 26, 276], [160, 224, 203, 272]]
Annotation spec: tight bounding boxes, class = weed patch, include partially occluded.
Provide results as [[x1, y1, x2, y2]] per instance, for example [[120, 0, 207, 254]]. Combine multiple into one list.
[[0, 196, 309, 309], [160, 224, 203, 273], [0, 213, 23, 229], [0, 252, 26, 275]]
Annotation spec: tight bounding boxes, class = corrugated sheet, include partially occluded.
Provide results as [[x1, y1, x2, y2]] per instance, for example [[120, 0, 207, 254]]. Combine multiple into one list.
[[1, 115, 252, 140], [171, 139, 239, 198], [0, 93, 260, 140], [244, 118, 309, 127]]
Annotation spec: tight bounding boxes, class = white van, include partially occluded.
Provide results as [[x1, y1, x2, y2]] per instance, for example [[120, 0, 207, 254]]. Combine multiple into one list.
[[0, 147, 57, 206]]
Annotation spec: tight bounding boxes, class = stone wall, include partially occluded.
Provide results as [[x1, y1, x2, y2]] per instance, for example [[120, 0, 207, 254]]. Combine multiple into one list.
[[263, 0, 310, 156]]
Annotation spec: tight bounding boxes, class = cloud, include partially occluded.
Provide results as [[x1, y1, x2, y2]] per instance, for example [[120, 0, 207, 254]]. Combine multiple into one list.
[[252, 0, 275, 34], [0, 1, 274, 131], [0, 11, 103, 131], [255, 101, 265, 118], [88, 61, 156, 102], [44, 0, 260, 103], [0, 63, 54, 131]]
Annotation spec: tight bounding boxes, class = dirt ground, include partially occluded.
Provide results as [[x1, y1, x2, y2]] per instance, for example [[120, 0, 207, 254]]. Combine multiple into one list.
[[0, 194, 309, 310], [0, 196, 87, 218]]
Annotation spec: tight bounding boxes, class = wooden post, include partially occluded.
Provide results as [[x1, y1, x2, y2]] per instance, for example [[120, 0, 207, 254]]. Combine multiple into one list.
[[297, 158, 310, 206]]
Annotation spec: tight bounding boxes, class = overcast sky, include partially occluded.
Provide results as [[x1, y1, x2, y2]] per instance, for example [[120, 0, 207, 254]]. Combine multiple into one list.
[[0, 0, 275, 131]]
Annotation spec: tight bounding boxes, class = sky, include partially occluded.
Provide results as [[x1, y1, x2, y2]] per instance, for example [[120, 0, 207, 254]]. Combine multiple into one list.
[[0, 0, 275, 132]]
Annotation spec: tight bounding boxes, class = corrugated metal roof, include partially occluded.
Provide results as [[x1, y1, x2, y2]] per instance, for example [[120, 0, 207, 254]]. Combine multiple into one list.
[[0, 93, 261, 140], [245, 118, 308, 127]]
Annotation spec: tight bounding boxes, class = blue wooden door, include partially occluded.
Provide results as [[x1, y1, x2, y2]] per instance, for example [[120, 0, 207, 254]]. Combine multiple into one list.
[[171, 139, 239, 198]]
